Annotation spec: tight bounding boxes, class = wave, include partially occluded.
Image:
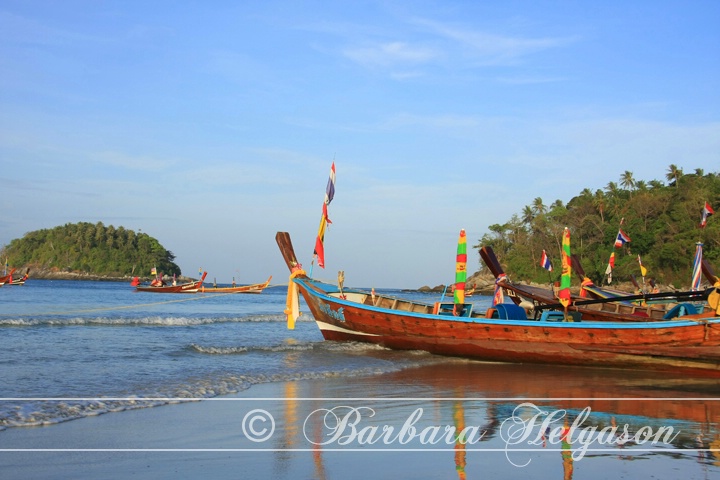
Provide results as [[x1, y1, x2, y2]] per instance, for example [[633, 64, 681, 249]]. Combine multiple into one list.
[[0, 360, 435, 431], [0, 313, 312, 327], [189, 340, 392, 355]]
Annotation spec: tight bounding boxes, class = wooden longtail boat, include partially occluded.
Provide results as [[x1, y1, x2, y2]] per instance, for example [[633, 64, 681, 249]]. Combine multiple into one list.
[[135, 272, 208, 293], [199, 276, 272, 294], [277, 231, 720, 377], [480, 246, 716, 321], [0, 268, 17, 286], [570, 254, 715, 317], [8, 270, 29, 286]]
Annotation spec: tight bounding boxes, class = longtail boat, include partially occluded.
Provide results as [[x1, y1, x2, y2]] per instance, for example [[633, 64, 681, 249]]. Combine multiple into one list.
[[277, 231, 720, 378], [480, 246, 716, 321], [7, 269, 29, 286], [0, 268, 17, 286], [199, 276, 272, 294], [135, 272, 208, 293], [570, 254, 715, 317]]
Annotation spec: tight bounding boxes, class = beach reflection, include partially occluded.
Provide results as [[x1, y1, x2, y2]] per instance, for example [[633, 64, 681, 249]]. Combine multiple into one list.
[[279, 360, 719, 478]]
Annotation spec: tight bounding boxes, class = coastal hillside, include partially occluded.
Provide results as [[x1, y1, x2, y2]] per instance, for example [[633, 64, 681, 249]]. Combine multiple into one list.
[[0, 222, 181, 280], [474, 166, 719, 290]]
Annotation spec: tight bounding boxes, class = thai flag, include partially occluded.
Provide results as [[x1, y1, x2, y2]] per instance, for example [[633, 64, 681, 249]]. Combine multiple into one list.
[[540, 249, 553, 271], [614, 229, 631, 248], [700, 202, 714, 228]]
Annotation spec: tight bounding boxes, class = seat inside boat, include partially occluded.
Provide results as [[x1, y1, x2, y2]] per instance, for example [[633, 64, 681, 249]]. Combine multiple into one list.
[[485, 303, 527, 320], [663, 302, 699, 319]]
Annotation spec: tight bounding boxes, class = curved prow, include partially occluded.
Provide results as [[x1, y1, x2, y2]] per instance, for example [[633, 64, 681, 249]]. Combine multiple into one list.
[[276, 232, 300, 272], [479, 246, 505, 279], [703, 258, 719, 285]]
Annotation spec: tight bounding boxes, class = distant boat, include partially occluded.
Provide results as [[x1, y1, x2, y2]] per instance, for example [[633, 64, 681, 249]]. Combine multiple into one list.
[[276, 231, 720, 378], [7, 269, 30, 286], [135, 272, 208, 293], [199, 276, 272, 294], [0, 268, 17, 286]]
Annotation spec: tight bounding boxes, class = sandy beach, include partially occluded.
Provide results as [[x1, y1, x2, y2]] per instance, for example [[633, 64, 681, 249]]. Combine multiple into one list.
[[2, 360, 719, 479]]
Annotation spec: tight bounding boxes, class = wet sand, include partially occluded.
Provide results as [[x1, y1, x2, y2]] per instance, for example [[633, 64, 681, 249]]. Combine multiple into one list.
[[2, 361, 719, 479]]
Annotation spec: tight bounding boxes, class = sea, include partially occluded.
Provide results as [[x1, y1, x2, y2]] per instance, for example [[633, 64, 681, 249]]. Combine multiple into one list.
[[2, 279, 720, 479], [0, 279, 486, 429]]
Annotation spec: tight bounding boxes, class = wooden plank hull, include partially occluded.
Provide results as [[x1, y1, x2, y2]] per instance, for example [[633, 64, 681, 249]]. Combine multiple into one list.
[[198, 276, 272, 294], [295, 278, 720, 377]]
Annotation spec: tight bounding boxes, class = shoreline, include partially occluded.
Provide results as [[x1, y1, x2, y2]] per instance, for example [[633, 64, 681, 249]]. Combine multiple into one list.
[[2, 361, 718, 479]]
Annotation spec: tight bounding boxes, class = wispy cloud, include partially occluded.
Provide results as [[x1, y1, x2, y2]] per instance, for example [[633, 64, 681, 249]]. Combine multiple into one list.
[[414, 17, 576, 65], [342, 41, 439, 68], [337, 15, 576, 76]]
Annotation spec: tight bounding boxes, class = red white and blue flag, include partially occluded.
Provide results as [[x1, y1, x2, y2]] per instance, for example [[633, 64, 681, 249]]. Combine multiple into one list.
[[614, 229, 631, 248], [540, 249, 553, 271], [313, 162, 336, 268], [700, 202, 714, 228]]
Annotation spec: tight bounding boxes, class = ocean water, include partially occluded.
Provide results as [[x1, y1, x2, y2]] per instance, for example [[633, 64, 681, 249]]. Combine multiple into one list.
[[2, 279, 720, 479], [0, 279, 479, 429]]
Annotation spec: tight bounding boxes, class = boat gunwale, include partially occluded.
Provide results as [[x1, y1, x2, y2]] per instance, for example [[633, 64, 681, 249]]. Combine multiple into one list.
[[295, 277, 720, 330]]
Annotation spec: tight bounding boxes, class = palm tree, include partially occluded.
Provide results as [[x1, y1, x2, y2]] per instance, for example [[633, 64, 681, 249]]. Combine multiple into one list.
[[648, 179, 664, 190], [532, 197, 546, 216], [620, 171, 635, 191], [605, 181, 620, 196], [521, 205, 534, 225], [666, 164, 682, 188], [593, 190, 606, 223]]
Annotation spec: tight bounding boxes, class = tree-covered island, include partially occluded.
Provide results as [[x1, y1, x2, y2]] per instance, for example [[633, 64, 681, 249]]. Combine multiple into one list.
[[1, 222, 182, 280]]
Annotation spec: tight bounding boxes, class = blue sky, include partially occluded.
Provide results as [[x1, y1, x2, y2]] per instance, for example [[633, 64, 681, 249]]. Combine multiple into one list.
[[1, 1, 719, 288]]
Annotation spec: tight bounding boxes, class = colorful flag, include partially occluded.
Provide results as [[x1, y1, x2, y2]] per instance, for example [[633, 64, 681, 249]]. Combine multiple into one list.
[[700, 202, 714, 228], [614, 229, 631, 248], [605, 252, 615, 284], [558, 228, 572, 308], [492, 274, 506, 306], [691, 242, 703, 291], [453, 229, 467, 314], [637, 255, 647, 277], [540, 249, 553, 271], [579, 277, 594, 298], [313, 162, 336, 269]]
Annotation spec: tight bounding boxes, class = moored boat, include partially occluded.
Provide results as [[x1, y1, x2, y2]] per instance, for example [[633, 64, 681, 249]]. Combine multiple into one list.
[[8, 269, 29, 286], [277, 231, 720, 378], [135, 272, 208, 293], [480, 246, 715, 321], [0, 268, 17, 286], [198, 276, 272, 294]]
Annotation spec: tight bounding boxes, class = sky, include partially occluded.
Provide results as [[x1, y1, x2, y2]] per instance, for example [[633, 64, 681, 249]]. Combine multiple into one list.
[[1, 1, 719, 289]]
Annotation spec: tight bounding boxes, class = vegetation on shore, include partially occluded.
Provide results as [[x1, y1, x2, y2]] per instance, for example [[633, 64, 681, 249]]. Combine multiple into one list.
[[475, 166, 719, 290], [0, 222, 181, 278]]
